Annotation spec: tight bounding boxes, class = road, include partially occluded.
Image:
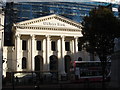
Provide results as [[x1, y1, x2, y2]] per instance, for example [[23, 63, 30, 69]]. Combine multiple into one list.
[[2, 81, 114, 90]]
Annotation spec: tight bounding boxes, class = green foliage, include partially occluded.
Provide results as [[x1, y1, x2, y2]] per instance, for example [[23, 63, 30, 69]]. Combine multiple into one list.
[[81, 6, 120, 59]]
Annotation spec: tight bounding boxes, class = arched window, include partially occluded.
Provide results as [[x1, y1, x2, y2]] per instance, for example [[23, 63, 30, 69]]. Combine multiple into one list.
[[22, 57, 27, 69]]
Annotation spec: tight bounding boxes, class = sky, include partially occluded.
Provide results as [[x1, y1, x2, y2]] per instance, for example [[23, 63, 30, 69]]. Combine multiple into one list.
[[0, 0, 120, 4], [1, 0, 91, 2]]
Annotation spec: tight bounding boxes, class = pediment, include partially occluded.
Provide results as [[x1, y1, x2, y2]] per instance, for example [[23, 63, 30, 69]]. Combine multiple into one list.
[[16, 14, 82, 30]]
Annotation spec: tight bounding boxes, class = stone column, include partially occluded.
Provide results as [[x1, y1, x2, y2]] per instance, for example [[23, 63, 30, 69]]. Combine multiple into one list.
[[46, 35, 50, 71], [42, 37, 46, 70], [57, 38, 61, 73], [31, 35, 35, 71], [16, 34, 21, 71], [60, 36, 66, 75], [74, 37, 78, 60]]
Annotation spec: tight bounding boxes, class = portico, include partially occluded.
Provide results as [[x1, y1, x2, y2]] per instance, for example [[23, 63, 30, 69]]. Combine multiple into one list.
[[3, 14, 91, 77]]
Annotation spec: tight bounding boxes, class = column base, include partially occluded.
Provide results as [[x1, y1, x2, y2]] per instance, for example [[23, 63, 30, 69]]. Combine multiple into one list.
[[60, 72, 67, 76], [59, 72, 67, 81]]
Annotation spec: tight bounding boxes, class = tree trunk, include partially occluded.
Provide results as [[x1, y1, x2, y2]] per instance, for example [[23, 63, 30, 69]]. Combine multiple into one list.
[[99, 55, 107, 89], [90, 53, 95, 61]]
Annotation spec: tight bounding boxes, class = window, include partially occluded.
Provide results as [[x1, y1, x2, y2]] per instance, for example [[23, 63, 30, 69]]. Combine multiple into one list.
[[22, 40, 27, 50], [65, 42, 70, 51], [37, 41, 41, 50], [22, 57, 27, 69], [51, 41, 56, 51], [50, 9, 54, 13]]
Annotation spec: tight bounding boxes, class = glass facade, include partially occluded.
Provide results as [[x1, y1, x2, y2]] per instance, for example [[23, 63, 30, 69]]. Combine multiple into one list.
[[12, 2, 119, 23], [13, 2, 96, 23], [4, 2, 119, 46]]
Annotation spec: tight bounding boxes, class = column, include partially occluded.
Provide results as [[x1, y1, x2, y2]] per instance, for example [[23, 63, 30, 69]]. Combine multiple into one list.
[[46, 35, 50, 71], [60, 36, 66, 75], [16, 34, 21, 71], [0, 32, 3, 90], [31, 35, 35, 71], [43, 37, 46, 70], [74, 37, 78, 60], [58, 38, 61, 72]]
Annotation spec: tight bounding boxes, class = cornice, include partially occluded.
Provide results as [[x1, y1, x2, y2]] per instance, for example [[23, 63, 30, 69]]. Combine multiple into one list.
[[16, 25, 81, 32]]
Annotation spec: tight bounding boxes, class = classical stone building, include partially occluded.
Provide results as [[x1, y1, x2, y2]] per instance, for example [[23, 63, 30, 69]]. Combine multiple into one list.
[[3, 14, 97, 78], [0, 7, 4, 90]]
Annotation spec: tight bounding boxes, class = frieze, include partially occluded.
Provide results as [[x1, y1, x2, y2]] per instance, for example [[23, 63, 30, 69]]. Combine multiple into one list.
[[43, 22, 65, 26]]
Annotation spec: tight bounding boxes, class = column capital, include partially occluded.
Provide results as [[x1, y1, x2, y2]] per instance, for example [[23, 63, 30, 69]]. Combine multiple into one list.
[[30, 34, 35, 39], [61, 36, 65, 41], [74, 36, 79, 39], [61, 35, 65, 38], [15, 34, 21, 38], [46, 35, 51, 38]]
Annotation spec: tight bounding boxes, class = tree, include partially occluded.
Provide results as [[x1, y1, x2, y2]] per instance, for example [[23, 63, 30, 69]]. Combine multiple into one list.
[[80, 6, 120, 88]]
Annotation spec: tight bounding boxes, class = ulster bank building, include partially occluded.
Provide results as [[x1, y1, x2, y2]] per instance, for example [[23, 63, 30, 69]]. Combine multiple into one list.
[[3, 14, 95, 79]]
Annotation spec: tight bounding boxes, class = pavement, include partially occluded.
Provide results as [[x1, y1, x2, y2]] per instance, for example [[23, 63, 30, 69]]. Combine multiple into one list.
[[2, 81, 116, 90]]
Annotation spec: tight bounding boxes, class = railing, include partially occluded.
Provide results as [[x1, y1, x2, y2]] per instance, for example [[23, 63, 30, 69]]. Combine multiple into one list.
[[2, 70, 66, 87]]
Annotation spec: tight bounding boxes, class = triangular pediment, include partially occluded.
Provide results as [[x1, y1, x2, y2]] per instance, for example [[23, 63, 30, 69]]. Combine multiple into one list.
[[16, 14, 82, 30]]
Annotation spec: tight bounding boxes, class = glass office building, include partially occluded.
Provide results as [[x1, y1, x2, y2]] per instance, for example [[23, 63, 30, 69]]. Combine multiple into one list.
[[13, 2, 96, 23], [4, 2, 119, 46], [12, 2, 119, 23]]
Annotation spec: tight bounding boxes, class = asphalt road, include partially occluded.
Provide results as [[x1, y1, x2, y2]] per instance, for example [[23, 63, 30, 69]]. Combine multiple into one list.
[[2, 82, 114, 90]]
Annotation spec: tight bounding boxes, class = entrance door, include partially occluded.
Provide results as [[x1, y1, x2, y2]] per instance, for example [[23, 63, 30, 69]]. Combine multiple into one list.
[[34, 55, 43, 71], [50, 55, 58, 78], [50, 55, 58, 72], [64, 55, 71, 74]]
